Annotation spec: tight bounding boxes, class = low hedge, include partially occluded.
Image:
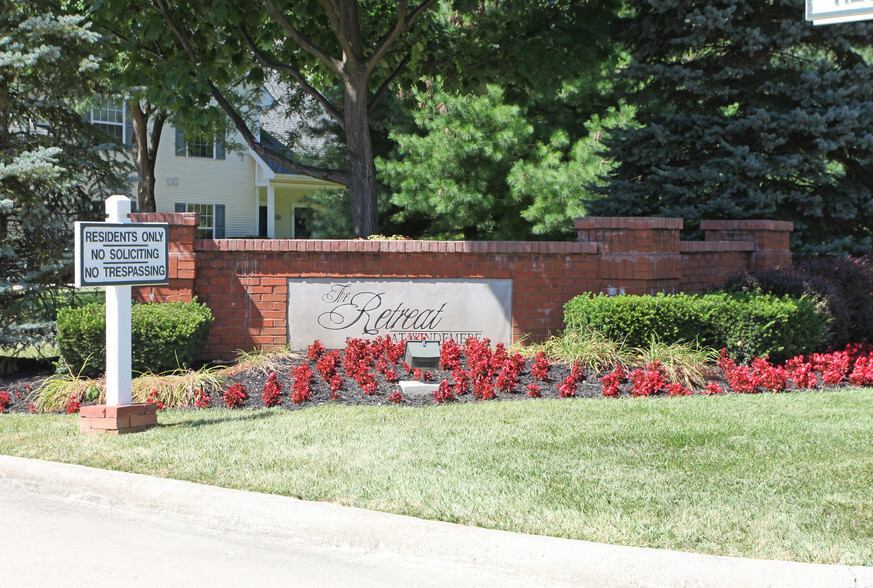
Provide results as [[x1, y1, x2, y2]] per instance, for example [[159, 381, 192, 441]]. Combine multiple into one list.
[[564, 292, 828, 364], [56, 299, 213, 378]]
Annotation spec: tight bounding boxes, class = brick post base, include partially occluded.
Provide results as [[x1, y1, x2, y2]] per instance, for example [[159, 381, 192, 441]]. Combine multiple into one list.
[[79, 404, 158, 435]]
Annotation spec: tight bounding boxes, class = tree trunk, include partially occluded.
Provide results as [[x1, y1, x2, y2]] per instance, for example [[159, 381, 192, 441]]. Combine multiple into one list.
[[344, 72, 379, 238], [129, 102, 166, 213]]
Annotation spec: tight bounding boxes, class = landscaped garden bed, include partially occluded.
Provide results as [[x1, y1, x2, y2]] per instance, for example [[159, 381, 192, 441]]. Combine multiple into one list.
[[2, 335, 873, 414]]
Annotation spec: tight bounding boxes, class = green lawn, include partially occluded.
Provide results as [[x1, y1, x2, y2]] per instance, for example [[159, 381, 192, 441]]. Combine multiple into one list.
[[1, 389, 871, 566]]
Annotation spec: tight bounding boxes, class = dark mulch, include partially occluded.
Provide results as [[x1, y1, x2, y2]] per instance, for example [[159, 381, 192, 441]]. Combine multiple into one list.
[[217, 354, 599, 410]]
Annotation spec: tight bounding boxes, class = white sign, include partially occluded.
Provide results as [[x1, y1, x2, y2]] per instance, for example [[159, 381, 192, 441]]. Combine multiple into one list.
[[74, 222, 169, 287], [807, 0, 873, 24], [286, 278, 513, 349]]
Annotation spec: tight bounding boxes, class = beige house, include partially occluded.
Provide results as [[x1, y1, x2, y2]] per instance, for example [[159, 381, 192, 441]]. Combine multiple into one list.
[[88, 91, 339, 239]]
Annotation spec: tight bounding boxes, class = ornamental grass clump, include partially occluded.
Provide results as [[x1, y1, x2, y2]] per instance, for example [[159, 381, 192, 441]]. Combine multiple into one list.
[[634, 336, 719, 389]]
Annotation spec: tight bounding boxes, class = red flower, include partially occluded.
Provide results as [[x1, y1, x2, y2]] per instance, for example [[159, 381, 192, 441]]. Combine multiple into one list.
[[601, 365, 625, 398], [704, 383, 724, 395], [433, 380, 457, 403], [262, 372, 282, 407], [0, 390, 11, 412], [65, 396, 80, 414], [291, 362, 313, 404], [665, 383, 692, 397], [531, 352, 551, 382], [307, 339, 326, 361], [223, 383, 248, 408], [194, 389, 212, 408], [629, 362, 666, 397], [146, 388, 165, 410]]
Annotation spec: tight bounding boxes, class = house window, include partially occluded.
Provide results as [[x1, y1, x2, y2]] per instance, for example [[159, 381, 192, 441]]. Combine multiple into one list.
[[187, 135, 215, 158], [186, 204, 214, 238], [175, 202, 225, 238], [175, 127, 225, 159], [90, 100, 130, 144]]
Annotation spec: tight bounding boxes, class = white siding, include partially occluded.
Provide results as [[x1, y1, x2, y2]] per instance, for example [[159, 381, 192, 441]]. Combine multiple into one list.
[[153, 124, 258, 237]]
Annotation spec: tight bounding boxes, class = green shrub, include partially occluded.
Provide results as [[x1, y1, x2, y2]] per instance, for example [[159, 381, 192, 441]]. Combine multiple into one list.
[[718, 256, 873, 349], [564, 292, 828, 364], [56, 299, 213, 377]]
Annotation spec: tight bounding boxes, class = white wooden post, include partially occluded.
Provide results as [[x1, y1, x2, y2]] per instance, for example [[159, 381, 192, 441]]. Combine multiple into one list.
[[104, 195, 132, 406]]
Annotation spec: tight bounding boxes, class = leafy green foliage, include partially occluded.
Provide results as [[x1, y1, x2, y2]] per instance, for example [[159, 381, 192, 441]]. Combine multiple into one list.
[[564, 292, 829, 364], [719, 255, 873, 348], [56, 300, 213, 378], [0, 1, 130, 347], [593, 0, 873, 254]]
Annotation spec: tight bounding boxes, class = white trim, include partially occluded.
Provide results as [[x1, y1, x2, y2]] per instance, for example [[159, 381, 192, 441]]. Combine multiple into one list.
[[267, 184, 276, 239], [247, 146, 342, 188], [248, 148, 276, 185]]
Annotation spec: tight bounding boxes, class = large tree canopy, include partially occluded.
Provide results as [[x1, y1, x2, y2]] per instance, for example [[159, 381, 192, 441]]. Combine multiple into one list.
[[593, 0, 873, 254], [92, 0, 617, 237], [1, 0, 128, 346]]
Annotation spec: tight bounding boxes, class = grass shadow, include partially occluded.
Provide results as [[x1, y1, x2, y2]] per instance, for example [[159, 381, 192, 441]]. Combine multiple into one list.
[[161, 409, 278, 429]]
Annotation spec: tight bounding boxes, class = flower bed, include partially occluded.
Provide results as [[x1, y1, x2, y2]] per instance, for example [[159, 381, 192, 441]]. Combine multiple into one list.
[[2, 338, 873, 414]]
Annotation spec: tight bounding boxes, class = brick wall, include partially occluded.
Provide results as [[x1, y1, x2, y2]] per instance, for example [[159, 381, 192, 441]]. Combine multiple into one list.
[[132, 214, 792, 359]]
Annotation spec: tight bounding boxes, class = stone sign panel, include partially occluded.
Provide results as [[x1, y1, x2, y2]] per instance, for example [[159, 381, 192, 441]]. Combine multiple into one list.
[[286, 278, 512, 349]]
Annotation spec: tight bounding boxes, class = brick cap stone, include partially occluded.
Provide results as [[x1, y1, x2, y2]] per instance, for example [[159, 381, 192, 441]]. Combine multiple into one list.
[[194, 239, 599, 255], [700, 219, 794, 232], [574, 217, 684, 230]]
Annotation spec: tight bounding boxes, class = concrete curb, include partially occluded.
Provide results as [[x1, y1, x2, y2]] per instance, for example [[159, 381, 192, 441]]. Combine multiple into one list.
[[1, 455, 871, 587]]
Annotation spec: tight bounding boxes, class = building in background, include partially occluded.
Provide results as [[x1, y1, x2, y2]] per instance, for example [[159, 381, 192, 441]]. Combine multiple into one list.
[[87, 85, 339, 239]]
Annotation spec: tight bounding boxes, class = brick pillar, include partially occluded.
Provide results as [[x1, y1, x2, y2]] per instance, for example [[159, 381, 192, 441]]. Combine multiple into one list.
[[575, 217, 683, 294], [700, 220, 793, 272], [130, 212, 199, 302]]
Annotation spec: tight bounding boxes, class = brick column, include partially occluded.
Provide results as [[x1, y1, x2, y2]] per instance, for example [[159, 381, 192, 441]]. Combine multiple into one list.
[[575, 217, 683, 294], [130, 212, 199, 302], [701, 220, 793, 272]]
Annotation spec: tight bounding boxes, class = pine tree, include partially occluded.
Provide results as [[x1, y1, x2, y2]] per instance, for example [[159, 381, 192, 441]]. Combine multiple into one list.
[[593, 0, 873, 254], [378, 77, 630, 240], [0, 1, 128, 347]]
